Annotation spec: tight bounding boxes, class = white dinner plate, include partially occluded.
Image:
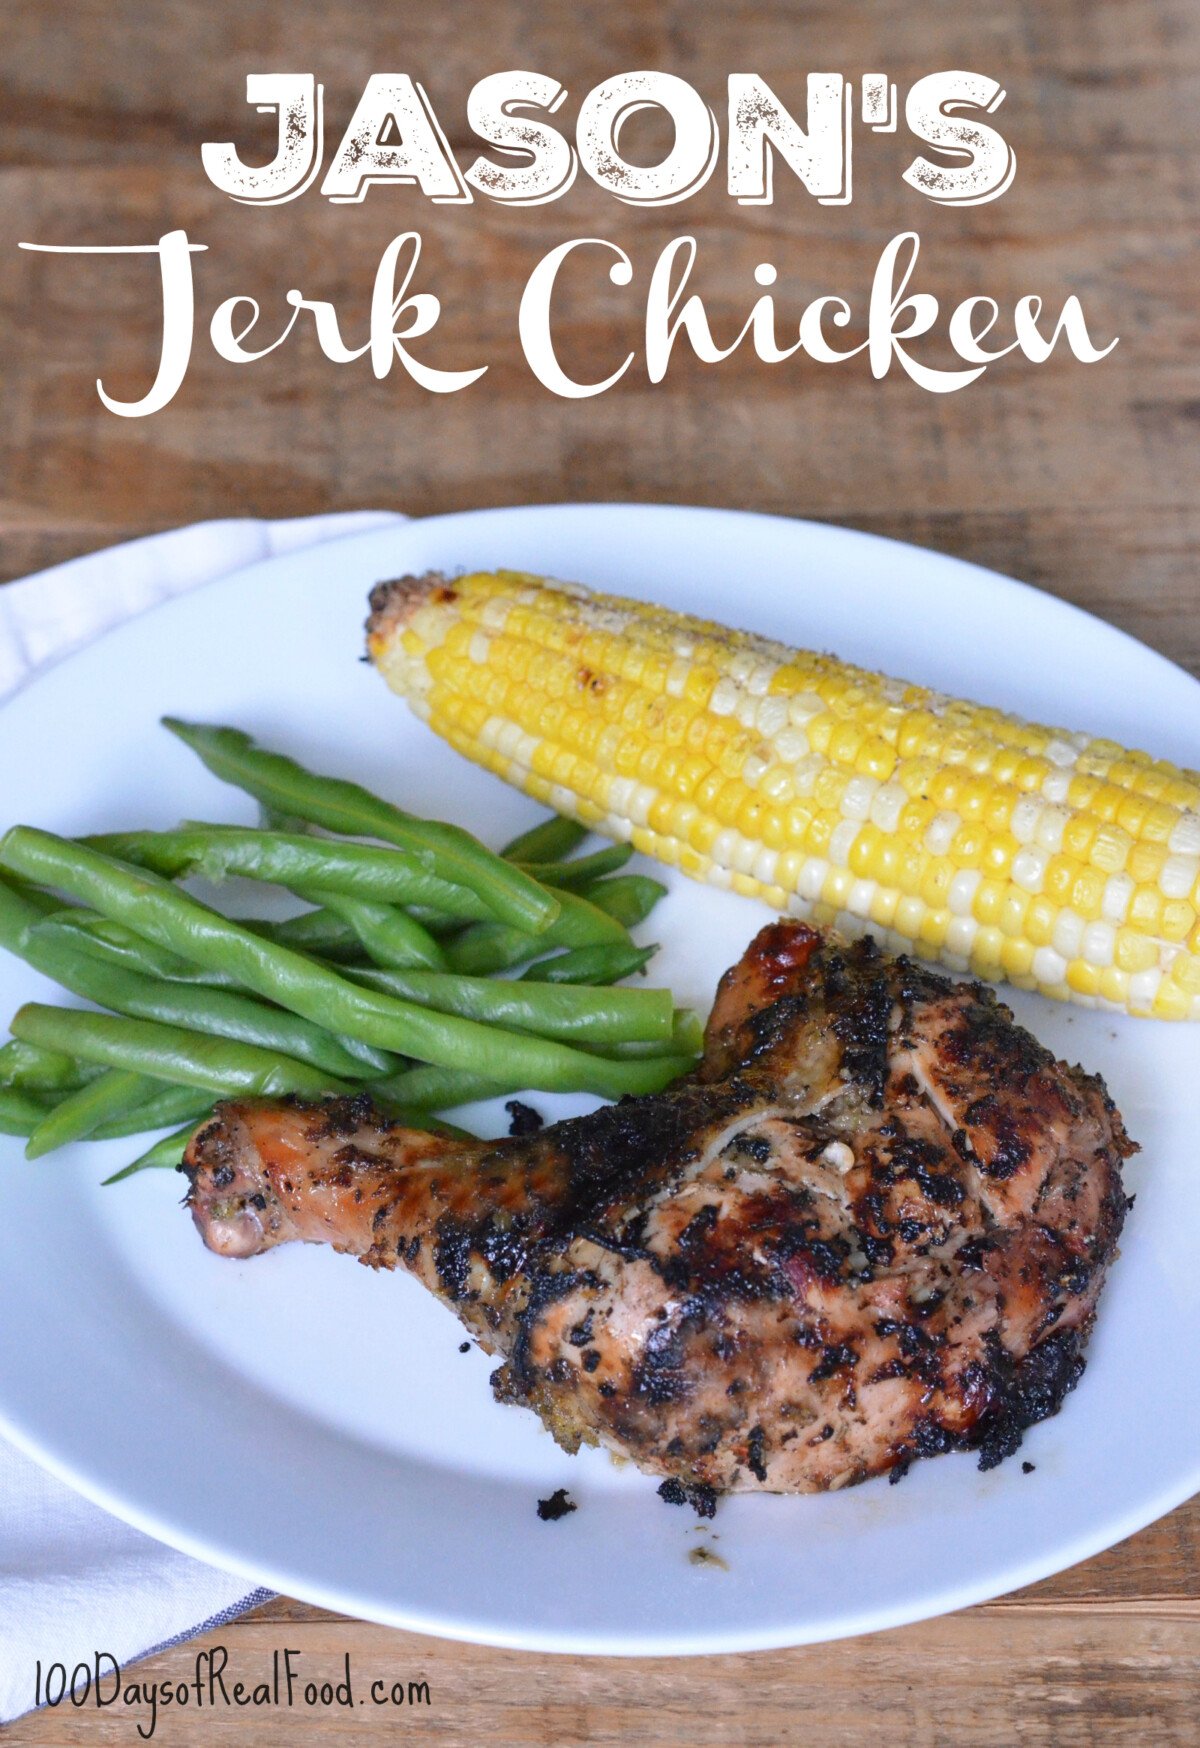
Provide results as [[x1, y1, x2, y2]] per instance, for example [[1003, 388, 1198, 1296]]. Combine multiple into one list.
[[0, 504, 1197, 1655]]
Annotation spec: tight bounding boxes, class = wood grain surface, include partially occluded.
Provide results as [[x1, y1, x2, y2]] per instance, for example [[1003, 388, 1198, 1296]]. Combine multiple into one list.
[[2, 1, 1197, 1741]]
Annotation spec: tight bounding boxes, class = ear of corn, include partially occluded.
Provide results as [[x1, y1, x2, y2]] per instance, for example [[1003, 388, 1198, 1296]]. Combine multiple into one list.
[[367, 570, 1200, 1020]]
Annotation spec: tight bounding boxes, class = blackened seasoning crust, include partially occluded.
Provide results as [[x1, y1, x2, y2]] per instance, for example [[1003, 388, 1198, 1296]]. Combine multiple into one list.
[[535, 1488, 577, 1521], [183, 922, 1135, 1500], [658, 1477, 719, 1518], [506, 1100, 544, 1137]]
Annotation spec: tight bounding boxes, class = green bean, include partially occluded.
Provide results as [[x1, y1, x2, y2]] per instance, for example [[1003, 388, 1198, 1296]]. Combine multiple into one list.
[[501, 814, 588, 863], [85, 825, 498, 919], [670, 1007, 705, 1056], [579, 1008, 704, 1060], [372, 1065, 516, 1111], [345, 964, 674, 1044], [2, 1069, 212, 1149], [247, 908, 368, 962], [102, 1122, 200, 1185], [0, 1038, 104, 1092], [162, 719, 559, 933], [257, 803, 319, 835], [26, 1068, 159, 1160], [1, 831, 685, 1099], [20, 910, 394, 1080], [296, 887, 446, 971], [516, 843, 633, 888], [0, 1084, 56, 1136], [11, 1005, 354, 1100], [37, 905, 372, 992], [442, 888, 630, 976], [93, 1083, 214, 1140], [30, 910, 241, 988], [518, 943, 657, 985], [2, 876, 62, 916], [584, 874, 669, 928]]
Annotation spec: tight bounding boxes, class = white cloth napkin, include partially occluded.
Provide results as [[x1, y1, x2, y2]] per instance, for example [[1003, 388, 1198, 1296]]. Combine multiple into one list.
[[0, 511, 405, 1722]]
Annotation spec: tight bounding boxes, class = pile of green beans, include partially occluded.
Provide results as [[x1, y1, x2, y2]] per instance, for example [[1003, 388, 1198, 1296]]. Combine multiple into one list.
[[0, 720, 697, 1182]]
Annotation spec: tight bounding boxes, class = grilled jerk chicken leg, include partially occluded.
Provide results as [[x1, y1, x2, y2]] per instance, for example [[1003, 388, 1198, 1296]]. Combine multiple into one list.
[[185, 924, 1134, 1501]]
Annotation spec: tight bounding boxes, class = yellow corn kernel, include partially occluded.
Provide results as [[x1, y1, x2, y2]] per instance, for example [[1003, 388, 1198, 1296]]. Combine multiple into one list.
[[370, 569, 1200, 1016], [1066, 960, 1102, 999], [1000, 937, 1035, 980], [1115, 930, 1159, 975]]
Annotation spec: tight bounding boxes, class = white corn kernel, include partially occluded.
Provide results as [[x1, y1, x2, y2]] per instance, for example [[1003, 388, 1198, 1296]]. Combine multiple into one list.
[[788, 692, 824, 726], [732, 835, 760, 875], [1168, 811, 1200, 856], [1011, 797, 1041, 844], [792, 754, 824, 796], [1161, 854, 1199, 900], [829, 819, 861, 867], [776, 727, 809, 763], [753, 847, 780, 885], [608, 776, 636, 817], [497, 722, 524, 759], [1033, 945, 1068, 986], [1101, 873, 1135, 924], [948, 868, 982, 916], [848, 878, 877, 918], [757, 697, 789, 737], [665, 658, 690, 698], [946, 914, 978, 956], [870, 782, 908, 834], [924, 811, 962, 857], [798, 858, 828, 900], [1052, 910, 1085, 959], [1128, 967, 1162, 1009], [1035, 805, 1069, 853], [630, 783, 657, 827], [1082, 920, 1116, 967], [1012, 847, 1049, 892], [842, 776, 878, 821], [711, 827, 739, 868], [479, 596, 511, 630]]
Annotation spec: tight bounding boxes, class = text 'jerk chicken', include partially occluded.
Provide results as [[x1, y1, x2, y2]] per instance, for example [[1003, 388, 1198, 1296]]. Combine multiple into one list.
[[185, 924, 1134, 1503]]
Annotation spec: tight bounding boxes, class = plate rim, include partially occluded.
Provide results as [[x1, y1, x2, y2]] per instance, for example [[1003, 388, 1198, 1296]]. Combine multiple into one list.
[[1, 499, 1197, 1656]]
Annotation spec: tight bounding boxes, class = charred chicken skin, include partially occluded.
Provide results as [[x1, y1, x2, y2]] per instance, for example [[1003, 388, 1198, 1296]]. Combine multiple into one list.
[[184, 923, 1134, 1502]]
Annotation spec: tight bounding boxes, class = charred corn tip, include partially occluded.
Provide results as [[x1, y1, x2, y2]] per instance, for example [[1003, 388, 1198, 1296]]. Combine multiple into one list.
[[368, 569, 1200, 1021], [366, 573, 443, 652]]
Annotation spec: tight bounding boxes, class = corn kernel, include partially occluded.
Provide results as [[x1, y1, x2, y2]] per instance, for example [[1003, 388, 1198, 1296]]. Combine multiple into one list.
[[1115, 930, 1158, 975], [1025, 895, 1058, 946], [381, 569, 1200, 1020], [1154, 981, 1192, 1020], [1162, 900, 1196, 943], [973, 879, 1006, 926], [1066, 960, 1102, 998], [1000, 937, 1035, 979]]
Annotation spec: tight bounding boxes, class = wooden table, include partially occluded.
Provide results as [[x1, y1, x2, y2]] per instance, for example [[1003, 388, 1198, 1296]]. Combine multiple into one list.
[[2, 1, 1197, 1740]]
